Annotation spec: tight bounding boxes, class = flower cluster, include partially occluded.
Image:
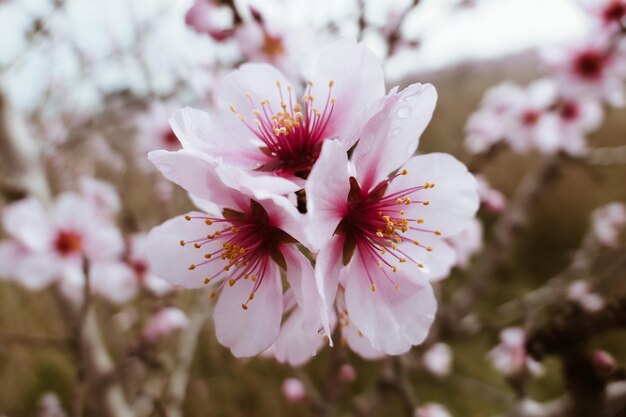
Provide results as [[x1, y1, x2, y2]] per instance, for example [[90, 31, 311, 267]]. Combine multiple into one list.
[[465, 0, 626, 156], [146, 39, 479, 361]]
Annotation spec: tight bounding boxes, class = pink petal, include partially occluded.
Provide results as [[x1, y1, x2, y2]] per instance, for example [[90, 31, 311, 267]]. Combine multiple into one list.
[[146, 213, 230, 289], [396, 234, 457, 282], [214, 261, 283, 357], [310, 38, 385, 146], [387, 153, 479, 237], [273, 307, 324, 366], [90, 261, 138, 304], [215, 163, 302, 198], [281, 246, 323, 337], [15, 253, 62, 290], [2, 197, 53, 251], [148, 150, 249, 211], [314, 234, 345, 340], [82, 225, 124, 261], [344, 251, 437, 354], [216, 63, 294, 122], [305, 139, 350, 250], [341, 319, 385, 360], [353, 83, 437, 192]]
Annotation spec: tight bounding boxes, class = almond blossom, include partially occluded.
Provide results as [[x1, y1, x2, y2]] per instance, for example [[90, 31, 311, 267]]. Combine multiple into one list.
[[0, 192, 123, 294], [580, 0, 626, 33], [155, 39, 385, 197], [145, 158, 319, 357], [591, 202, 626, 246], [306, 83, 479, 354], [487, 327, 544, 378], [142, 307, 189, 344], [185, 0, 234, 41]]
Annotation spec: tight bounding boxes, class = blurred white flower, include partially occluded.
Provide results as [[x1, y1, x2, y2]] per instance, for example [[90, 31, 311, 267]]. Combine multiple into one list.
[[423, 342, 453, 377], [591, 202, 626, 246]]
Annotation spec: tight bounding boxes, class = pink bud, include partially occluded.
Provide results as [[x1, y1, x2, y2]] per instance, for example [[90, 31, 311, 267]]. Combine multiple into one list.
[[339, 363, 357, 382], [594, 350, 616, 373], [282, 378, 306, 402], [142, 307, 188, 344]]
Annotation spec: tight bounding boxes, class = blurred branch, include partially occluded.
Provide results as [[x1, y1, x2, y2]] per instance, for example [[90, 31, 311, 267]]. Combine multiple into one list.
[[444, 155, 565, 329], [0, 331, 69, 348], [587, 145, 626, 166], [377, 357, 418, 417]]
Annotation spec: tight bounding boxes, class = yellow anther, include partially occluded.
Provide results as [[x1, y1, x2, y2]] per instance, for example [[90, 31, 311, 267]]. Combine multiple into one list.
[[424, 182, 430, 188], [215, 231, 221, 236], [399, 210, 405, 215], [210, 291, 216, 298], [395, 283, 401, 289], [401, 169, 408, 175], [188, 264, 196, 270], [204, 278, 210, 285], [194, 243, 201, 248], [229, 104, 237, 113], [244, 92, 253, 100], [416, 218, 424, 224], [224, 266, 230, 272], [371, 284, 377, 292], [231, 227, 238, 233], [251, 275, 257, 282], [237, 115, 244, 121], [376, 231, 384, 238], [185, 215, 191, 221], [418, 263, 424, 268], [179, 240, 185, 246], [330, 97, 337, 103], [377, 260, 382, 268], [228, 279, 236, 287], [392, 266, 398, 273], [307, 80, 313, 86], [405, 198, 412, 206], [249, 292, 255, 300], [328, 80, 334, 88], [426, 246, 433, 252], [391, 242, 398, 250], [434, 230, 442, 236], [397, 198, 404, 204], [381, 247, 387, 254], [422, 201, 430, 206], [205, 219, 213, 225], [399, 258, 406, 263], [276, 80, 281, 88], [244, 274, 249, 279], [241, 304, 248, 310]]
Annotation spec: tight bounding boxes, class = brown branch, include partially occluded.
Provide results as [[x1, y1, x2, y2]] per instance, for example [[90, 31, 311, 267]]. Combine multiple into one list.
[[0, 331, 70, 348]]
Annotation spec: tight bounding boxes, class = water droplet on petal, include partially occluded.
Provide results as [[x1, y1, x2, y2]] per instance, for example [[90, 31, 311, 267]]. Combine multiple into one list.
[[402, 86, 423, 101], [158, 163, 174, 174], [396, 105, 412, 119]]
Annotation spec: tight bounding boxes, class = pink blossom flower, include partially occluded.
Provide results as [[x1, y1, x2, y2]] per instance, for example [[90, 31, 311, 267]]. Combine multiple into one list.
[[543, 37, 626, 106], [151, 39, 385, 197], [339, 363, 357, 382], [306, 82, 479, 354], [0, 193, 123, 292], [445, 218, 483, 269], [79, 177, 121, 220], [38, 392, 66, 417], [142, 307, 189, 344], [591, 202, 626, 246], [414, 403, 452, 417], [185, 0, 234, 41], [566, 280, 605, 312], [487, 327, 544, 378], [146, 161, 319, 357], [90, 233, 172, 304], [423, 342, 453, 377], [281, 378, 307, 402]]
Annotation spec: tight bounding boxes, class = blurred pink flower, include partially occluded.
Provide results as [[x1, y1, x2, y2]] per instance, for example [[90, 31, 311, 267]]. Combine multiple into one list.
[[306, 81, 478, 353], [151, 39, 386, 197], [135, 102, 182, 170], [591, 202, 626, 246], [146, 162, 319, 357], [142, 307, 189, 344], [580, 0, 626, 32], [543, 37, 626, 106], [281, 378, 306, 402], [339, 363, 357, 382], [185, 0, 234, 41], [414, 403, 452, 417], [487, 327, 544, 378], [423, 342, 453, 377], [566, 280, 605, 312], [0, 193, 123, 293]]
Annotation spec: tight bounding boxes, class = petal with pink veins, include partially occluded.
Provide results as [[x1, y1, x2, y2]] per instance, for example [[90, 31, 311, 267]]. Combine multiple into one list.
[[345, 251, 437, 354], [214, 261, 282, 357], [387, 153, 479, 237], [146, 213, 231, 289], [305, 140, 350, 250], [352, 83, 438, 192]]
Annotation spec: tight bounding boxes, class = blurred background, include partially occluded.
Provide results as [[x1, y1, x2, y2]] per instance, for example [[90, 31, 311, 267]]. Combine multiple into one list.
[[1, 0, 625, 416]]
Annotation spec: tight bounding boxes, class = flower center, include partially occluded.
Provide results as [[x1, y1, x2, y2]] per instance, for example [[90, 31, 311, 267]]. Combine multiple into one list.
[[179, 200, 293, 309], [163, 129, 179, 148], [521, 110, 540, 126], [231, 80, 336, 178], [574, 50, 607, 79], [559, 101, 579, 121], [54, 231, 82, 256], [603, 1, 626, 23], [337, 172, 440, 291], [261, 33, 285, 59]]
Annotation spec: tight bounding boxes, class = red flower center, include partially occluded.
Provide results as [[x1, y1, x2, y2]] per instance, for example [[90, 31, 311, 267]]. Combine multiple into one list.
[[180, 200, 294, 309], [521, 110, 540, 126], [54, 231, 82, 256], [232, 80, 336, 179], [559, 101, 579, 121], [574, 50, 607, 79], [603, 1, 626, 23]]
